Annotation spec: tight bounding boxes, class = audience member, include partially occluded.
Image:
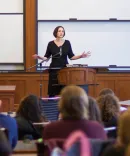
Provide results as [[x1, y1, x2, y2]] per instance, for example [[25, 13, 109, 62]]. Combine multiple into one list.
[[0, 130, 12, 156], [15, 94, 46, 140], [88, 96, 102, 123], [43, 85, 107, 141], [98, 88, 115, 97], [0, 100, 18, 149], [102, 108, 130, 156], [97, 94, 120, 128]]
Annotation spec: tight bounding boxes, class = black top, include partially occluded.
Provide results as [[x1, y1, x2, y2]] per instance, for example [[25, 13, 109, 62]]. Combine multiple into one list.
[[104, 116, 118, 138], [44, 40, 74, 67], [15, 116, 42, 140], [102, 145, 126, 156]]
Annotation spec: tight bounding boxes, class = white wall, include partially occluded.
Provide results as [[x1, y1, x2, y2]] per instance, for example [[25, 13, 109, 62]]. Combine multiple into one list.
[[38, 21, 130, 67], [38, 0, 130, 20], [0, 0, 23, 13]]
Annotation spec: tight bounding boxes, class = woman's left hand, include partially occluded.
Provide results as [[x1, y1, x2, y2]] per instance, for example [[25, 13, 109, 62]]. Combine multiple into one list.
[[80, 51, 91, 58]]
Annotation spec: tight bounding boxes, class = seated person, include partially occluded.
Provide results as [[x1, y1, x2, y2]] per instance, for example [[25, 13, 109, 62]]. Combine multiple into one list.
[[0, 130, 12, 156], [88, 96, 102, 123], [0, 100, 18, 149], [102, 108, 130, 156], [97, 94, 120, 138], [98, 88, 126, 113], [43, 85, 107, 141], [98, 88, 115, 97], [15, 94, 47, 140]]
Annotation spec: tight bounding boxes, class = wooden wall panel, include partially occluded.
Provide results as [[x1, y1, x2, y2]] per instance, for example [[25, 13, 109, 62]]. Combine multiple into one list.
[[7, 80, 26, 104], [0, 73, 49, 104], [115, 79, 130, 101], [0, 73, 130, 108], [96, 80, 116, 97], [96, 73, 130, 100], [25, 0, 37, 72]]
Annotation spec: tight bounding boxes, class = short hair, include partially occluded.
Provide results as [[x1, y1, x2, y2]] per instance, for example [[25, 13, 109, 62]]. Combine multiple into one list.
[[98, 88, 114, 97], [88, 96, 102, 123], [53, 26, 65, 38], [59, 85, 89, 120], [96, 94, 120, 122]]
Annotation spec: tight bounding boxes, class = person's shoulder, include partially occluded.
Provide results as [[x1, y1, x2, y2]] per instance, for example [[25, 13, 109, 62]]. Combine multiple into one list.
[[48, 40, 54, 45], [0, 114, 16, 125], [65, 40, 71, 44], [44, 120, 63, 130], [85, 120, 104, 129]]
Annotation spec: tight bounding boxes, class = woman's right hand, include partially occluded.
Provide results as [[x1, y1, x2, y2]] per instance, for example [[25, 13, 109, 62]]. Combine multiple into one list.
[[32, 54, 42, 60]]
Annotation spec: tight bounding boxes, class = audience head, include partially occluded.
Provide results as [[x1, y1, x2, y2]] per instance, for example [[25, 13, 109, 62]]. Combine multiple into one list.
[[88, 96, 102, 123], [59, 85, 89, 120], [98, 88, 115, 97], [0, 130, 12, 156], [97, 94, 120, 122], [17, 94, 45, 122]]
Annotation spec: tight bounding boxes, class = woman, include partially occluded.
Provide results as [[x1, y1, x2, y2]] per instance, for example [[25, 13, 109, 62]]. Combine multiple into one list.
[[43, 85, 107, 140], [33, 26, 91, 97], [0, 100, 18, 149], [98, 88, 115, 97], [88, 96, 102, 123], [96, 94, 120, 128], [15, 94, 46, 140], [97, 94, 120, 138]]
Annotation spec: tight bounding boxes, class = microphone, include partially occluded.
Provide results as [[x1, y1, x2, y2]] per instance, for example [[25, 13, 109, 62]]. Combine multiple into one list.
[[50, 46, 62, 58], [59, 46, 62, 56]]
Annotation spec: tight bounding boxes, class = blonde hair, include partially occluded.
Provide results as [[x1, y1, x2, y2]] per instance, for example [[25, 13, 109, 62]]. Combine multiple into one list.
[[118, 109, 130, 146], [59, 85, 89, 120]]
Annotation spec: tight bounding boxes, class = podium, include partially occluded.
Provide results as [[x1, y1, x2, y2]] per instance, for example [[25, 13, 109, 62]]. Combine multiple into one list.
[[58, 67, 96, 94]]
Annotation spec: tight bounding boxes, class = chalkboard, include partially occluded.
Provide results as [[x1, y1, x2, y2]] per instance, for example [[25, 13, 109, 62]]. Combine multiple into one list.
[[0, 15, 23, 63], [38, 21, 130, 67], [38, 0, 130, 20]]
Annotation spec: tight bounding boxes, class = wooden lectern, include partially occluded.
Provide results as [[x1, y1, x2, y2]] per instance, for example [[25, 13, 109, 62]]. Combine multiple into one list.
[[0, 85, 16, 112], [58, 67, 96, 85]]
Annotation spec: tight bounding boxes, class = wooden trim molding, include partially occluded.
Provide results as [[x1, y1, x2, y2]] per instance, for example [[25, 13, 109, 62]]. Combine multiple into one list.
[[25, 0, 37, 72]]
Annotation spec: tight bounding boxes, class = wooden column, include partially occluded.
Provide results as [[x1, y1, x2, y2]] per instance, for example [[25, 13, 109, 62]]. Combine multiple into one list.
[[25, 0, 37, 72]]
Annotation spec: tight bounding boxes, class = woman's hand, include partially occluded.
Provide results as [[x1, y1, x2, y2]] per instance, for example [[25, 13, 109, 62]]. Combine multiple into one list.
[[80, 51, 91, 58], [32, 54, 41, 59]]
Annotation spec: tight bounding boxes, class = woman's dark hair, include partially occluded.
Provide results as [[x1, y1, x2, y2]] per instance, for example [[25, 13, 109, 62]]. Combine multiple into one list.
[[53, 26, 65, 38], [16, 94, 45, 123], [0, 130, 12, 156], [96, 94, 120, 122], [88, 96, 102, 123]]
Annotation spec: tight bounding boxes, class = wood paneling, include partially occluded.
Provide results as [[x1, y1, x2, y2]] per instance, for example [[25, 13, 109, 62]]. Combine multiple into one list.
[[0, 86, 16, 112], [25, 0, 37, 72], [96, 73, 130, 100], [0, 73, 48, 105], [0, 73, 130, 109]]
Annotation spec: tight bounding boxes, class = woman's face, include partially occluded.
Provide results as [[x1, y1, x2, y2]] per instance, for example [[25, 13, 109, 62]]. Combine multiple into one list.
[[56, 27, 65, 38]]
